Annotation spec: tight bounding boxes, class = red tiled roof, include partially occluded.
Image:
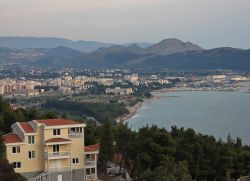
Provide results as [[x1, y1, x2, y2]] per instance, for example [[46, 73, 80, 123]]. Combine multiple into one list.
[[45, 138, 72, 143], [85, 144, 100, 152], [19, 122, 35, 133], [37, 119, 81, 126], [3, 134, 22, 144]]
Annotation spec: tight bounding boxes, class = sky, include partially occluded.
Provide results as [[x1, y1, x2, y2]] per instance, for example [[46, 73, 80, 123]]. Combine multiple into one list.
[[0, 0, 250, 49]]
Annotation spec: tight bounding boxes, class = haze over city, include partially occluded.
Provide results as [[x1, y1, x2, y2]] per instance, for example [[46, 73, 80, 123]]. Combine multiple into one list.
[[1, 0, 250, 49]]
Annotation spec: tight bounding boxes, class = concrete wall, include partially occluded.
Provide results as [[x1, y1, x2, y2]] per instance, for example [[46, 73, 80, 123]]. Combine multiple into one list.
[[21, 171, 43, 180], [6, 133, 44, 173], [70, 137, 85, 170], [48, 169, 85, 181], [44, 127, 69, 141]]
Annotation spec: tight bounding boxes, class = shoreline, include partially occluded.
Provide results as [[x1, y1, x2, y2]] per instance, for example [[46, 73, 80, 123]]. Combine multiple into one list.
[[117, 101, 143, 123], [118, 85, 250, 123], [117, 90, 173, 123]]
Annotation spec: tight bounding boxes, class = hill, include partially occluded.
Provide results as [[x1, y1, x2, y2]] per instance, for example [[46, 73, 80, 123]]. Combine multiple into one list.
[[1, 38, 250, 71], [141, 47, 250, 71], [0, 37, 112, 52], [145, 38, 203, 55]]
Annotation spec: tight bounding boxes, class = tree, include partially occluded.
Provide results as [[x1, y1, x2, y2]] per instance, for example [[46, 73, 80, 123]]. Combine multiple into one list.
[[0, 159, 27, 181], [3, 110, 18, 133], [0, 132, 5, 161], [235, 137, 242, 149], [175, 161, 192, 181], [85, 121, 98, 146], [114, 123, 132, 172], [99, 119, 114, 180], [61, 112, 68, 119], [41, 111, 58, 119]]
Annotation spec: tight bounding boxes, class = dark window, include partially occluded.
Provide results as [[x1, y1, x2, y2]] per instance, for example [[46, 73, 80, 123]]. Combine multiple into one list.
[[28, 136, 35, 144], [12, 146, 20, 153], [53, 129, 61, 135], [28, 151, 35, 159], [86, 168, 90, 174], [13, 162, 21, 168], [53, 145, 60, 153], [72, 158, 79, 164]]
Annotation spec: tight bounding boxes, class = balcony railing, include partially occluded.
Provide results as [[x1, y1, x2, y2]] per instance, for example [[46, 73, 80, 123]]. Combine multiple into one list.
[[45, 151, 70, 159], [86, 174, 97, 181], [85, 158, 96, 166], [48, 166, 71, 173], [68, 132, 83, 138]]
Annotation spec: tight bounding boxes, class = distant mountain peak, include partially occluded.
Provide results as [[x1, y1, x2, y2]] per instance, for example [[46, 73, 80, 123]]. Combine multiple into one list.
[[158, 38, 183, 43], [146, 38, 203, 55]]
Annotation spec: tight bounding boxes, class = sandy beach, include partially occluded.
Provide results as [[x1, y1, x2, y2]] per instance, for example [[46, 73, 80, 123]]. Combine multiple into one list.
[[116, 102, 143, 122], [117, 89, 174, 123]]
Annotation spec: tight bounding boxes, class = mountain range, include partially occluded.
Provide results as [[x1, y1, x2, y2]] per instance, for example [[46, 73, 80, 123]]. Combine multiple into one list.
[[0, 37, 250, 71], [0, 37, 153, 52]]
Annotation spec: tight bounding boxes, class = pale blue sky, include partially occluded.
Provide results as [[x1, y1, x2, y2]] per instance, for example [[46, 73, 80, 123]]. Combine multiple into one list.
[[0, 0, 250, 49]]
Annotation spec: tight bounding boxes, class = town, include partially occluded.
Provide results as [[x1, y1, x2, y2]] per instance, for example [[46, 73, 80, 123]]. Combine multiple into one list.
[[1, 65, 250, 105]]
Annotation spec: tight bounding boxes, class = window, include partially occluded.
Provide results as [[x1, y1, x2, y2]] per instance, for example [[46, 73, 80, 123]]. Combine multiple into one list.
[[28, 136, 35, 144], [86, 168, 91, 175], [12, 146, 20, 153], [53, 129, 61, 135], [53, 145, 60, 153], [28, 151, 35, 159], [13, 162, 21, 168], [72, 158, 79, 164], [86, 168, 95, 175]]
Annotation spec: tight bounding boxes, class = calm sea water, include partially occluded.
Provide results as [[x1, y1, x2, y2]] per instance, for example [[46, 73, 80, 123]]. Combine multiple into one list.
[[127, 91, 250, 145]]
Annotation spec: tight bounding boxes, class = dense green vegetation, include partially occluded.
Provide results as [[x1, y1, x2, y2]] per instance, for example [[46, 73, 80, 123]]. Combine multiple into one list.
[[42, 100, 128, 123], [96, 122, 250, 181], [99, 119, 114, 180], [1, 95, 250, 180], [0, 96, 62, 134]]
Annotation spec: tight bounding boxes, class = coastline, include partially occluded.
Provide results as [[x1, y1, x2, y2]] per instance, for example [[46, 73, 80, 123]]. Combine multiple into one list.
[[118, 88, 181, 123], [117, 90, 172, 123], [118, 84, 250, 123], [117, 101, 143, 123]]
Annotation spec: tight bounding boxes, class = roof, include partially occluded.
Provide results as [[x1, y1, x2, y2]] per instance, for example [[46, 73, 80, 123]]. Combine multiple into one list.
[[3, 133, 22, 144], [37, 119, 81, 126], [19, 122, 35, 133], [45, 138, 72, 143], [85, 144, 100, 152]]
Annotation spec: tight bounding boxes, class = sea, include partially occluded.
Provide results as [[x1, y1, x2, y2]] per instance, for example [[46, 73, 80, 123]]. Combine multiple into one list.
[[127, 91, 250, 145]]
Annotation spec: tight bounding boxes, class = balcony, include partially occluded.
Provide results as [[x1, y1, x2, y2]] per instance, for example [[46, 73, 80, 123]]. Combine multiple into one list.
[[45, 151, 70, 159], [48, 166, 71, 173], [85, 158, 96, 167], [86, 174, 98, 181], [68, 132, 83, 138]]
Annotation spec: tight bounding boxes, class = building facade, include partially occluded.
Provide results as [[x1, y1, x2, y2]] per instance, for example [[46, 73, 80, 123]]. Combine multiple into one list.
[[3, 119, 88, 181], [84, 144, 99, 181]]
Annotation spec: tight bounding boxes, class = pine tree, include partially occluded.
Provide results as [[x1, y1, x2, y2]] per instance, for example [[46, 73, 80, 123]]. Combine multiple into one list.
[[99, 119, 114, 180]]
